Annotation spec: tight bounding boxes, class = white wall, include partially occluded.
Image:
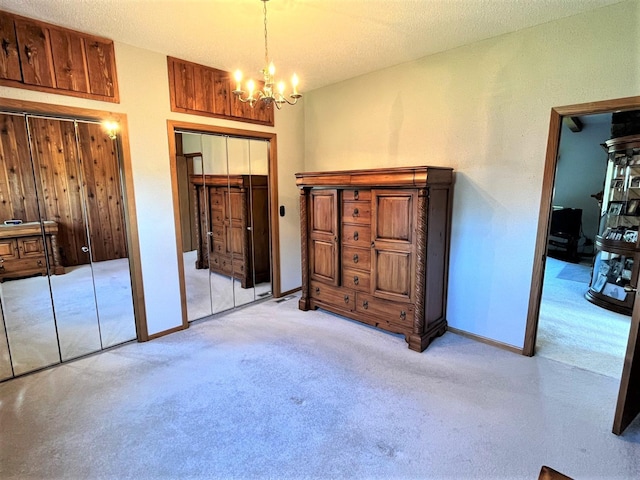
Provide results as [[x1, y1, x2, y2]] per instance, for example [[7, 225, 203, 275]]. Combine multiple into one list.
[[554, 117, 611, 244], [0, 42, 305, 336], [304, 0, 639, 348]]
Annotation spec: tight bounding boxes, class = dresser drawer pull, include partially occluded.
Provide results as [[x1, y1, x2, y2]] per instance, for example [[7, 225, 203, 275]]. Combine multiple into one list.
[[353, 275, 359, 285], [353, 208, 359, 216], [353, 254, 359, 263], [353, 231, 359, 241], [354, 190, 359, 200], [344, 295, 350, 304], [400, 311, 406, 320], [362, 300, 368, 310], [315, 287, 320, 294], [37, 260, 43, 266]]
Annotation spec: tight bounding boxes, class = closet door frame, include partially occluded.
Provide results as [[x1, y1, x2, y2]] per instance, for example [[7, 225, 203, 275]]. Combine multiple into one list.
[[0, 97, 148, 341], [166, 120, 281, 329]]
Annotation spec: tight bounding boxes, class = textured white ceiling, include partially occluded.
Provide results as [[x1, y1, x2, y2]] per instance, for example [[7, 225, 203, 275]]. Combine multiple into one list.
[[0, 0, 624, 92]]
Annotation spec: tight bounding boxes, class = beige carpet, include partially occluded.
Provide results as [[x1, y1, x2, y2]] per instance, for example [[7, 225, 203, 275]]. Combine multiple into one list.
[[0, 258, 136, 377], [537, 257, 631, 378], [182, 249, 271, 322]]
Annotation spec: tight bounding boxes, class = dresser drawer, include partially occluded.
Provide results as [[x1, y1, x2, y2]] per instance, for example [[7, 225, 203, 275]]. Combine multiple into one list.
[[342, 267, 370, 292], [342, 201, 371, 225], [213, 239, 225, 254], [355, 292, 414, 328], [211, 208, 224, 225], [342, 245, 371, 271], [310, 280, 354, 311], [342, 189, 371, 201], [342, 224, 371, 246], [210, 192, 224, 208], [0, 257, 47, 277]]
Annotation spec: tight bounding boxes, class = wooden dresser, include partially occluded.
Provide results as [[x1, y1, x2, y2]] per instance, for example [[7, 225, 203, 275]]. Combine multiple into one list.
[[297, 166, 453, 352], [191, 174, 270, 288], [0, 221, 65, 281]]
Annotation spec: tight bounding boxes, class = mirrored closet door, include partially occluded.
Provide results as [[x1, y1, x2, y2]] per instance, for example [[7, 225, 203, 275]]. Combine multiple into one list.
[[176, 131, 271, 321], [0, 113, 136, 380]]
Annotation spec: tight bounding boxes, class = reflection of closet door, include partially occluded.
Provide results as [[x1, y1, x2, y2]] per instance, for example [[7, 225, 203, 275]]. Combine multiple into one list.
[[76, 121, 135, 348], [28, 117, 102, 361], [0, 114, 60, 375]]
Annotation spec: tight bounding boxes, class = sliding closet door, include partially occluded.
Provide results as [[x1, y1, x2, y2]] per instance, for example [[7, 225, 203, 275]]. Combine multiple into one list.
[[0, 113, 60, 374], [28, 117, 102, 361], [0, 112, 136, 377], [178, 130, 272, 322], [76, 121, 136, 348], [203, 134, 235, 314]]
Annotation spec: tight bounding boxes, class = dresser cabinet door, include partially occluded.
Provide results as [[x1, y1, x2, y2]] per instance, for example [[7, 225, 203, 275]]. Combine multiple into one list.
[[371, 189, 417, 302], [309, 189, 339, 285]]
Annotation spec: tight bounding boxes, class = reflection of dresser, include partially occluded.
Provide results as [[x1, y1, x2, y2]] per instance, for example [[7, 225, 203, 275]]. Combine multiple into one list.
[[0, 221, 65, 282], [191, 175, 270, 288]]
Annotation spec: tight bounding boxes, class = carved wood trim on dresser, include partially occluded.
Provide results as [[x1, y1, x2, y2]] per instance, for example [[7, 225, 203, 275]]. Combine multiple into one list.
[[296, 166, 454, 352]]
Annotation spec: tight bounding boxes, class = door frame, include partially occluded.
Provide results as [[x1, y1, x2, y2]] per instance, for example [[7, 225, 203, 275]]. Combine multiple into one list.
[[0, 97, 148, 341], [166, 120, 281, 329], [524, 95, 640, 435]]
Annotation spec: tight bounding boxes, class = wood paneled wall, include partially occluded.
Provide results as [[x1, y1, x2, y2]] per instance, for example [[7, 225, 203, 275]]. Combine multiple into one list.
[[0, 113, 127, 266], [0, 114, 39, 223], [77, 121, 127, 262]]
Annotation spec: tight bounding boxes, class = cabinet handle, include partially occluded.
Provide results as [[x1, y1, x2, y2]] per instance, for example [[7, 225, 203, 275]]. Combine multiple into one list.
[[362, 300, 368, 310], [353, 231, 359, 241], [344, 295, 350, 304], [400, 311, 406, 320], [353, 208, 359, 216], [353, 275, 359, 285], [315, 287, 320, 294], [354, 190, 359, 200], [353, 254, 359, 263], [207, 231, 213, 237], [81, 246, 89, 253]]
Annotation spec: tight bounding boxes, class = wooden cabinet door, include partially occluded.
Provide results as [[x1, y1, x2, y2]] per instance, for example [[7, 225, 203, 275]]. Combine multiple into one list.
[[49, 28, 89, 93], [0, 13, 21, 81], [371, 189, 417, 302], [14, 18, 55, 87], [309, 189, 339, 285], [84, 38, 117, 98]]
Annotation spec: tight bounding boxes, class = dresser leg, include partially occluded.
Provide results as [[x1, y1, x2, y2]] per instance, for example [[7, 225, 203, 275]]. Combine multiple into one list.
[[408, 319, 447, 352]]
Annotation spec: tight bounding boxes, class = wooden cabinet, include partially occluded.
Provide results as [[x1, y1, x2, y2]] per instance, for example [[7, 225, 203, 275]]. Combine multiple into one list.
[[168, 56, 274, 127], [297, 166, 453, 352], [191, 174, 270, 288], [0, 10, 119, 102], [0, 221, 65, 282]]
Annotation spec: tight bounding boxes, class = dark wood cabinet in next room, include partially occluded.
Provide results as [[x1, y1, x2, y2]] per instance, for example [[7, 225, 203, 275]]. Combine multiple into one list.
[[297, 166, 454, 352]]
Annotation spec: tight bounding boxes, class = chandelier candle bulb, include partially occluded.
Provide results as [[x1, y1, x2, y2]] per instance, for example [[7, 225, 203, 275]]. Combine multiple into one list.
[[234, 70, 243, 92]]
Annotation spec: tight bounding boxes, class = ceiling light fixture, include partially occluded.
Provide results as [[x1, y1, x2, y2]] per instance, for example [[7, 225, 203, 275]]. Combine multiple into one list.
[[232, 0, 301, 110]]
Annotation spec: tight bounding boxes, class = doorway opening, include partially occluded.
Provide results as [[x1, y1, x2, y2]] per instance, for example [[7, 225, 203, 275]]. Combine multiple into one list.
[[525, 96, 640, 435]]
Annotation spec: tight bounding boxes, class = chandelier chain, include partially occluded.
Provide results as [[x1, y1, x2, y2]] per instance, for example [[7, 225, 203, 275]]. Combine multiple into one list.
[[263, 0, 269, 66]]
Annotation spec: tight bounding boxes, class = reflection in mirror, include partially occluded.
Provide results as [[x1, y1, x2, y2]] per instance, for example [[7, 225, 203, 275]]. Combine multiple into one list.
[[0, 308, 12, 380], [75, 121, 136, 349], [0, 113, 137, 379], [28, 117, 103, 362], [176, 131, 272, 322], [0, 113, 60, 375]]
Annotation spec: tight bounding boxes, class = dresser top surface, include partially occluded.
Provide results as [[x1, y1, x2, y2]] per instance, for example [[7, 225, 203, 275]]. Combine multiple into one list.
[[296, 165, 453, 188]]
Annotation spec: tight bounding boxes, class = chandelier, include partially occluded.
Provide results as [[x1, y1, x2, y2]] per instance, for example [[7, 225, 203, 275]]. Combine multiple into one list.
[[232, 0, 301, 109]]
